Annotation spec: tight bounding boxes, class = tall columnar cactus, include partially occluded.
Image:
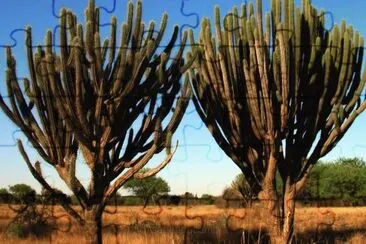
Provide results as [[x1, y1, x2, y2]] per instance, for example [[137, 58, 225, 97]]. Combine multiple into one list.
[[0, 1, 191, 243], [188, 0, 366, 242]]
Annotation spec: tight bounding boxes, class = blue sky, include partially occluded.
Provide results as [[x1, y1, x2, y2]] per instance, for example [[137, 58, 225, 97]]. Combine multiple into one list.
[[0, 0, 365, 196]]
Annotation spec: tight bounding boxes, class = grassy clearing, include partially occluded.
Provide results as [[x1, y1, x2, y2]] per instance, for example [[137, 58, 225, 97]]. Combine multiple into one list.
[[0, 204, 365, 243]]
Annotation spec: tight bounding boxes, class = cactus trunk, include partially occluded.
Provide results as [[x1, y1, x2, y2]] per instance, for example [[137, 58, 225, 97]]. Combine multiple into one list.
[[259, 176, 296, 243], [83, 207, 103, 244]]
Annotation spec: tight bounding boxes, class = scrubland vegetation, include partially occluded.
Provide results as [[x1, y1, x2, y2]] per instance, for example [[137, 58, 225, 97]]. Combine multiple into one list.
[[0, 204, 365, 243]]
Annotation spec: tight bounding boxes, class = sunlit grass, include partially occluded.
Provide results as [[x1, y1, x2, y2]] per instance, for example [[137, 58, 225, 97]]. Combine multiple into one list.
[[0, 204, 365, 243]]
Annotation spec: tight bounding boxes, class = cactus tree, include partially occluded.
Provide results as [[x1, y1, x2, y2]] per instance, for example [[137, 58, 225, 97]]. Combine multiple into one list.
[[188, 0, 366, 242], [0, 0, 191, 243]]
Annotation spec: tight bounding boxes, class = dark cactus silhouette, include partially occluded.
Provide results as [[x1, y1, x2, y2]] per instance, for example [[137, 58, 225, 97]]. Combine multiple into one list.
[[0, 0, 191, 243], [187, 0, 366, 242]]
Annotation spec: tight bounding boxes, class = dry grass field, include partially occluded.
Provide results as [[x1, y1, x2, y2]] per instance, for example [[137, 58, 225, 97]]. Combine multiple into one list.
[[0, 204, 365, 243]]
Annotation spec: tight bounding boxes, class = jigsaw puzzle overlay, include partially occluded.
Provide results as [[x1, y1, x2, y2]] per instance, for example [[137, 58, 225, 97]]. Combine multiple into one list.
[[0, 0, 366, 243]]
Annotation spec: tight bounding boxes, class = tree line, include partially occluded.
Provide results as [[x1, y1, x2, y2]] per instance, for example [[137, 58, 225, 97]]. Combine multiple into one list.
[[2, 157, 365, 207]]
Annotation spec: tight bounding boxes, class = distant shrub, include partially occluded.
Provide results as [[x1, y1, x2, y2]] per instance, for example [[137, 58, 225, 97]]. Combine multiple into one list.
[[122, 196, 144, 206], [201, 194, 215, 205], [9, 184, 36, 204], [162, 195, 181, 205], [214, 197, 227, 208]]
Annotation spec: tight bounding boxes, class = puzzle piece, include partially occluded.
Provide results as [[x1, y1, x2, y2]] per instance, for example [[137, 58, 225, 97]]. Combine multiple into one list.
[[309, 7, 334, 32], [0, 0, 52, 47], [0, 43, 30, 98], [180, 118, 225, 162], [5, 191, 73, 241], [0, 122, 22, 147], [52, 0, 117, 18], [0, 28, 29, 48], [51, 0, 188, 55], [223, 195, 341, 242], [180, 0, 200, 44], [98, 170, 204, 243], [50, 0, 118, 51]]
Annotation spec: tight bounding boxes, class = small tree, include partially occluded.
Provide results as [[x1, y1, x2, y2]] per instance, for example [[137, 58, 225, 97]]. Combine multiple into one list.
[[188, 0, 366, 242], [230, 174, 255, 206], [332, 158, 366, 200], [306, 158, 366, 201], [183, 192, 195, 198], [123, 169, 170, 206], [9, 184, 36, 204], [201, 194, 215, 204], [222, 186, 244, 208], [0, 1, 191, 243]]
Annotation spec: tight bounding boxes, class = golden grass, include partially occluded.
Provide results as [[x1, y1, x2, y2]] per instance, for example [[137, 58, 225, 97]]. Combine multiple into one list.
[[0, 204, 365, 243]]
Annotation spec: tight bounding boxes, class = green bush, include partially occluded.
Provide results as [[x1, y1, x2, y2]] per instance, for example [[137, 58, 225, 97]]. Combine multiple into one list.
[[122, 196, 144, 206]]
